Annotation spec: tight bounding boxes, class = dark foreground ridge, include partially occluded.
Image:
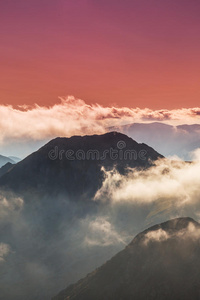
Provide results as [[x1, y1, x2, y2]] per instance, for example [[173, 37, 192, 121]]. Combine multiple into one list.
[[53, 217, 200, 300]]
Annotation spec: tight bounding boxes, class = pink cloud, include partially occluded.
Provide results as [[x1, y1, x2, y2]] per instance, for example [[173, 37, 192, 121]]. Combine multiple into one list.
[[1, 96, 200, 147]]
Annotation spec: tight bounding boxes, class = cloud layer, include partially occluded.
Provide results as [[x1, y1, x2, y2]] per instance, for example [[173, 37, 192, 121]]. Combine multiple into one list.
[[1, 96, 200, 148]]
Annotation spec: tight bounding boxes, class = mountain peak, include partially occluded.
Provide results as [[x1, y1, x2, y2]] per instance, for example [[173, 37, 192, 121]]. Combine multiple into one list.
[[42, 131, 140, 151], [0, 132, 163, 197], [129, 217, 199, 246]]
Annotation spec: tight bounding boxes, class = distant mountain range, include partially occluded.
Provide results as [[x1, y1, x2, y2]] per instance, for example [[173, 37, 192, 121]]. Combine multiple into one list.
[[8, 156, 21, 163], [0, 154, 15, 167], [0, 154, 21, 168], [54, 217, 200, 300], [109, 122, 200, 160]]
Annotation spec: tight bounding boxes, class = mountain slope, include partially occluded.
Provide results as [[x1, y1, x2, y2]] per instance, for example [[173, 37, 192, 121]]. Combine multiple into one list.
[[0, 162, 15, 177], [53, 217, 200, 300], [0, 132, 163, 198]]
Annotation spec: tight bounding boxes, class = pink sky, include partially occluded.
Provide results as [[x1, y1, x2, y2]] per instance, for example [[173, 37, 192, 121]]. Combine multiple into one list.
[[0, 0, 200, 109]]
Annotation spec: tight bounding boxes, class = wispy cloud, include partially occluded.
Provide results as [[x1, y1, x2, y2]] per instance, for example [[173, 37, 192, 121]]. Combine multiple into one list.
[[82, 217, 128, 247], [0, 243, 11, 262], [143, 228, 169, 245], [143, 222, 200, 245], [0, 192, 23, 220]]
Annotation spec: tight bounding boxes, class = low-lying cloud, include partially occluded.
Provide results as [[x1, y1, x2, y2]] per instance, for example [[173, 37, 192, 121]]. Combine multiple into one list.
[[143, 228, 169, 245], [94, 149, 200, 213], [82, 217, 128, 247]]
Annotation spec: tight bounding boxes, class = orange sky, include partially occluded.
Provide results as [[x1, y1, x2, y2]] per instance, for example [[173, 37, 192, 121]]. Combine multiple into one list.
[[0, 0, 200, 109]]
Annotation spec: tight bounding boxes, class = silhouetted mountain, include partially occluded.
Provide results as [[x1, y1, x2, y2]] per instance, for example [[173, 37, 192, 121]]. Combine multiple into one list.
[[109, 122, 200, 160], [0, 132, 163, 199], [53, 217, 200, 300], [0, 154, 15, 167], [0, 162, 15, 177]]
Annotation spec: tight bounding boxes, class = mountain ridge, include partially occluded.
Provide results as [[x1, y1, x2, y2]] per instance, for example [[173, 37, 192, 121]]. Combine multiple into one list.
[[53, 217, 200, 300]]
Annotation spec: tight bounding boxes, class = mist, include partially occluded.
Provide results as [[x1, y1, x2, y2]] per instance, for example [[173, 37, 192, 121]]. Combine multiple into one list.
[[1, 148, 200, 299]]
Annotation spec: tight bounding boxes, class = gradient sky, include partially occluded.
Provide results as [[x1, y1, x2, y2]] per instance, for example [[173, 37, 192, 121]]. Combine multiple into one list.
[[0, 0, 200, 109]]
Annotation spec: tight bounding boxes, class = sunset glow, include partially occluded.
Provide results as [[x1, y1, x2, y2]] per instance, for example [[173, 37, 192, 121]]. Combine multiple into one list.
[[1, 0, 200, 109]]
